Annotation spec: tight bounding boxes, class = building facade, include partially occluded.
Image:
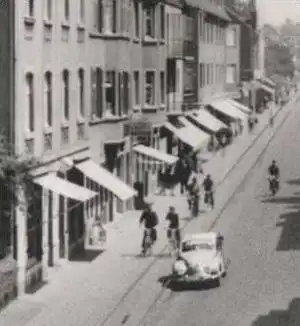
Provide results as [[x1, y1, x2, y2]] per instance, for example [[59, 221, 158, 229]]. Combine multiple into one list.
[[0, 0, 252, 309]]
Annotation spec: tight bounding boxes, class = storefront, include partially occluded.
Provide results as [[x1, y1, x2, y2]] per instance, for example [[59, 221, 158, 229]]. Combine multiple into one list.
[[18, 172, 97, 294]]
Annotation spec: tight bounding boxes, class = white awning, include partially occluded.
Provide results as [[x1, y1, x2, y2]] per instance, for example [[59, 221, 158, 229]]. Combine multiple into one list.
[[189, 110, 227, 133], [76, 160, 137, 201], [260, 77, 276, 87], [225, 99, 251, 114], [133, 145, 178, 165], [164, 121, 209, 151], [34, 174, 97, 202], [255, 81, 275, 95], [211, 100, 247, 120]]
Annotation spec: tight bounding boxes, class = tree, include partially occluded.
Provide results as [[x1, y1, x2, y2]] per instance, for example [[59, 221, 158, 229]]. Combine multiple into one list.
[[0, 132, 37, 258], [265, 41, 295, 78]]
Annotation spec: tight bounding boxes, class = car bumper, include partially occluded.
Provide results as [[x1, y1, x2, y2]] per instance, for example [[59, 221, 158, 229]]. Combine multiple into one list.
[[172, 272, 221, 283]]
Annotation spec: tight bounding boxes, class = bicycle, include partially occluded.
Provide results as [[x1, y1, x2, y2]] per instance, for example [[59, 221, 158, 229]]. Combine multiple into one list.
[[167, 228, 180, 257]]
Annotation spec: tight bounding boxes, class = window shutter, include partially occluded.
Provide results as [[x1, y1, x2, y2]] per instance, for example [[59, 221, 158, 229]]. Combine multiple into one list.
[[118, 72, 123, 116], [96, 68, 103, 118]]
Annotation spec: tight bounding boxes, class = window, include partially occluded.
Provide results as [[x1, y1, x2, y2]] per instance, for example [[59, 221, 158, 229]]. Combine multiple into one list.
[[44, 72, 52, 127], [26, 0, 34, 17], [160, 4, 165, 39], [91, 67, 104, 119], [105, 71, 116, 115], [79, 0, 85, 23], [94, 0, 103, 32], [64, 0, 70, 21], [104, 0, 117, 33], [26, 73, 34, 132], [226, 64, 237, 84], [206, 64, 210, 84], [118, 72, 130, 116], [62, 70, 69, 120], [120, 0, 128, 34], [160, 71, 165, 104], [134, 1, 140, 37], [133, 71, 140, 105], [145, 71, 155, 105], [226, 26, 237, 46], [199, 63, 204, 87], [78, 69, 85, 117], [45, 0, 52, 20], [144, 6, 155, 38]]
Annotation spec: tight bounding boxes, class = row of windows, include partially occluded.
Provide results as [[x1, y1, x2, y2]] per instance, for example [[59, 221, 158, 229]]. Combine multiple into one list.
[[93, 1, 165, 39], [199, 63, 226, 87], [26, 0, 165, 40], [26, 0, 85, 23], [25, 69, 85, 133], [25, 69, 166, 131], [200, 18, 227, 45]]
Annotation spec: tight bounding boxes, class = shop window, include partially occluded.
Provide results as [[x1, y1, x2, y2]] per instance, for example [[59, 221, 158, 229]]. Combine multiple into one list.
[[226, 64, 237, 84]]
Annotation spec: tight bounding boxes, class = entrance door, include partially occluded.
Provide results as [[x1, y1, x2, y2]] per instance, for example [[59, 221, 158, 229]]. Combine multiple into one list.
[[59, 195, 65, 258], [48, 191, 54, 266]]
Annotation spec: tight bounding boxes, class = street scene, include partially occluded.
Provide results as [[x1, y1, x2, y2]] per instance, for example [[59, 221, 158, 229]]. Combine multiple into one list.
[[0, 0, 300, 325]]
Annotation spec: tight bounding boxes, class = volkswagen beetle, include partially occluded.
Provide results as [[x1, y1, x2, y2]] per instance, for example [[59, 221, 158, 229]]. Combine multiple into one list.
[[172, 232, 227, 287]]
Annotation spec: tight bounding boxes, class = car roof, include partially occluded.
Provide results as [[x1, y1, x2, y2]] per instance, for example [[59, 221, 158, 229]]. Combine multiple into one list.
[[182, 232, 218, 244]]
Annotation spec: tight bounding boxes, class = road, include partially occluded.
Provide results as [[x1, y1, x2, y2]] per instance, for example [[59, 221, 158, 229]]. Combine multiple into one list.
[[139, 106, 300, 326]]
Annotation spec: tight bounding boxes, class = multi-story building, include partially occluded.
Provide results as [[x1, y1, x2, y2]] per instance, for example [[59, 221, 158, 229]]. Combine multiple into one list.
[[0, 0, 171, 304]]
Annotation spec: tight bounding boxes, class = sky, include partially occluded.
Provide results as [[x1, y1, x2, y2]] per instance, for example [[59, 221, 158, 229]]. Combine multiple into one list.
[[258, 0, 300, 26]]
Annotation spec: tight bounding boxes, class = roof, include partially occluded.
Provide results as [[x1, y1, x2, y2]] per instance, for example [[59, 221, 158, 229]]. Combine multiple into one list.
[[182, 232, 218, 244], [185, 0, 231, 22]]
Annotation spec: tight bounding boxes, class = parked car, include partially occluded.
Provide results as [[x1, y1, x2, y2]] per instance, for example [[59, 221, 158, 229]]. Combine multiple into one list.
[[172, 232, 227, 287]]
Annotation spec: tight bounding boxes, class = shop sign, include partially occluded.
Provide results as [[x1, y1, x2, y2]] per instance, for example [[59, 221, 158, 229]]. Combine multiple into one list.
[[123, 118, 152, 138]]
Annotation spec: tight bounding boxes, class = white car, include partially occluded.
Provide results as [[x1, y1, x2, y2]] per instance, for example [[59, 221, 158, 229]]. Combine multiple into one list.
[[172, 232, 227, 287]]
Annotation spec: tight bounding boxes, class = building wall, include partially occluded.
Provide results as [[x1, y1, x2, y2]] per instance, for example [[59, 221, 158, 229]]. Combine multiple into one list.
[[15, 0, 91, 160], [225, 24, 241, 88]]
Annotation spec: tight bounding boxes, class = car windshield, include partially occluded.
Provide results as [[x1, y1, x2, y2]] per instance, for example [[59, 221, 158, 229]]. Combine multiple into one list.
[[182, 241, 214, 252]]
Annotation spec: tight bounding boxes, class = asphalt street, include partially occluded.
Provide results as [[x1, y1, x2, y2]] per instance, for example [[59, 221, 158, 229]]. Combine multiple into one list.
[[139, 105, 300, 325]]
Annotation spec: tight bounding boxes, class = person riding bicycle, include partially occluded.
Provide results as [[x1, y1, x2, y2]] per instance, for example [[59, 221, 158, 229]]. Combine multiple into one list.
[[139, 203, 159, 254], [187, 176, 200, 210], [203, 174, 215, 208], [268, 160, 280, 179], [165, 206, 181, 247]]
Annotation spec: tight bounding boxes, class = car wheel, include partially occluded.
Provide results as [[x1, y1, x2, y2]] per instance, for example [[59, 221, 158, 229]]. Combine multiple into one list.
[[215, 277, 221, 287]]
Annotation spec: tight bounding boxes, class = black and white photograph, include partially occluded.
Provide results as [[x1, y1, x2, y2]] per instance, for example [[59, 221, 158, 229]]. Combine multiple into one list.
[[0, 0, 299, 325]]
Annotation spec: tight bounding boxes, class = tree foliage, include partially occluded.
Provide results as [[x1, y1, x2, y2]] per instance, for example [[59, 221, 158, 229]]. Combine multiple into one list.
[[0, 134, 37, 218], [265, 41, 295, 79]]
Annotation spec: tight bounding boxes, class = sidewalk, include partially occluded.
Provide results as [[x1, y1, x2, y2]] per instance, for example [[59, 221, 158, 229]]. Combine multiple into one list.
[[0, 97, 297, 326]]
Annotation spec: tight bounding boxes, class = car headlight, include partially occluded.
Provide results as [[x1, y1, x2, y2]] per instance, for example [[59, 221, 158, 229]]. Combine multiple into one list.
[[203, 266, 211, 274], [173, 260, 188, 276]]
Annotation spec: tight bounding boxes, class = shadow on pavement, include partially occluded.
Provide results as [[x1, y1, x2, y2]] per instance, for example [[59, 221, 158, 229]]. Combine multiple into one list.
[[69, 249, 104, 262], [261, 196, 300, 205], [252, 298, 300, 326], [286, 179, 300, 186], [158, 275, 217, 292], [121, 252, 173, 259], [260, 187, 300, 251], [276, 206, 300, 251]]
